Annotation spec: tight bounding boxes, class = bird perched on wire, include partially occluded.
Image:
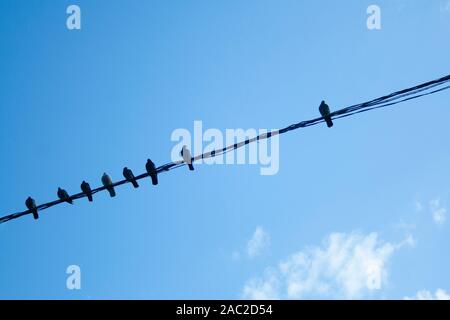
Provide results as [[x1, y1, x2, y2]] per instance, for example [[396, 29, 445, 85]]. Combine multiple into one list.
[[25, 197, 39, 220], [180, 145, 194, 171], [57, 187, 73, 204], [145, 159, 158, 185], [319, 100, 333, 128], [102, 173, 116, 197], [123, 167, 139, 188], [80, 180, 93, 202]]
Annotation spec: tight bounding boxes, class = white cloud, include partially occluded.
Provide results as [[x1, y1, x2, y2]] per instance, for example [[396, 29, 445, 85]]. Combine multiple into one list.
[[242, 269, 279, 299], [246, 226, 270, 259], [404, 289, 450, 300], [433, 208, 447, 226], [398, 233, 416, 248], [430, 198, 447, 226], [242, 232, 413, 299], [436, 289, 450, 299]]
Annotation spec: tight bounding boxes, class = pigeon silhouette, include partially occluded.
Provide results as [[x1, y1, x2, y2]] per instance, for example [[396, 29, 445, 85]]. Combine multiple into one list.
[[123, 167, 139, 188], [180, 145, 194, 171], [25, 196, 39, 220], [102, 173, 116, 197], [81, 180, 93, 202], [319, 100, 333, 128], [145, 159, 158, 185], [57, 187, 73, 204]]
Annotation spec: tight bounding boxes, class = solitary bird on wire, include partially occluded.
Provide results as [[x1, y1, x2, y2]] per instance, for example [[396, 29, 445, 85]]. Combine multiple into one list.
[[180, 145, 194, 171], [25, 197, 39, 220], [145, 159, 158, 185], [319, 100, 333, 128], [57, 187, 73, 204], [102, 173, 116, 197], [80, 180, 93, 202], [123, 167, 139, 188]]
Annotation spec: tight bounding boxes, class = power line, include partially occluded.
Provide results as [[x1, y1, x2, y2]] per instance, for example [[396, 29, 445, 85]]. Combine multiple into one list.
[[2, 74, 450, 225]]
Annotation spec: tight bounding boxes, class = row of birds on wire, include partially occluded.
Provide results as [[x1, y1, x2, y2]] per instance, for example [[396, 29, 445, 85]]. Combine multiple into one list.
[[2, 73, 450, 224], [24, 146, 194, 220]]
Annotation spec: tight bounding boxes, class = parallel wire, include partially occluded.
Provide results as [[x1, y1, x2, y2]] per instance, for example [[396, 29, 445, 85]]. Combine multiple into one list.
[[1, 74, 450, 224]]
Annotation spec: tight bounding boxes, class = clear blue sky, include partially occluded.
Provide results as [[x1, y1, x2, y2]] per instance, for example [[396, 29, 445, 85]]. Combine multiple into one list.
[[1, 0, 450, 299]]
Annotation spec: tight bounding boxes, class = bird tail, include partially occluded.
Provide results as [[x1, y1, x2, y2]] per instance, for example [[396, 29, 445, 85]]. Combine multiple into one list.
[[325, 117, 333, 128], [68, 199, 73, 205], [150, 174, 158, 185], [132, 180, 139, 188], [188, 164, 194, 171], [32, 210, 39, 220], [87, 194, 93, 202], [108, 187, 116, 197]]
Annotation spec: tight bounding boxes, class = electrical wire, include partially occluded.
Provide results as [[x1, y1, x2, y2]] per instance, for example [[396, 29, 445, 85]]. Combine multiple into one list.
[[1, 74, 450, 224]]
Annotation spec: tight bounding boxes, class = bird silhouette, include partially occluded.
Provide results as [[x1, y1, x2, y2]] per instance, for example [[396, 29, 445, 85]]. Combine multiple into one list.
[[25, 197, 38, 220], [102, 173, 116, 197], [319, 100, 333, 128], [145, 159, 158, 185], [123, 167, 139, 188], [80, 181, 93, 202], [180, 145, 194, 171], [57, 187, 73, 204]]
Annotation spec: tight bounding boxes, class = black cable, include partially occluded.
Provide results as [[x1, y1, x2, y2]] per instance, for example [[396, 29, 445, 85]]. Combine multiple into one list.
[[1, 74, 450, 224]]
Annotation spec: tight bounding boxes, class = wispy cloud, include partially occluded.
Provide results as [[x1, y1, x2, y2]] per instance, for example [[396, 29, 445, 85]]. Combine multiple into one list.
[[246, 226, 270, 259], [242, 232, 414, 299], [404, 289, 450, 300], [430, 198, 447, 226], [242, 268, 280, 299]]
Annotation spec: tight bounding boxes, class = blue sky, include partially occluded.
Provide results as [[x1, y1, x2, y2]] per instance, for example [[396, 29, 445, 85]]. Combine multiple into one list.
[[1, 0, 450, 299]]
